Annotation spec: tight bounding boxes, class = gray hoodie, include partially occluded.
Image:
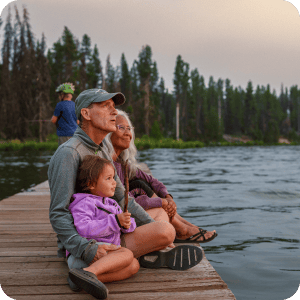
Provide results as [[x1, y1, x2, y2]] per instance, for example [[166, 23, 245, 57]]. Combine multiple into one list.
[[48, 126, 154, 264]]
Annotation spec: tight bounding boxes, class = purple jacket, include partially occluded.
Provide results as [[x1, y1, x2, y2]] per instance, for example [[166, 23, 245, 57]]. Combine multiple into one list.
[[68, 193, 136, 247], [113, 161, 169, 210]]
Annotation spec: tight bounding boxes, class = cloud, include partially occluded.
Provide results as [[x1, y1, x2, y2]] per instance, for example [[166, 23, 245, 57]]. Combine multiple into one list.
[[0, 0, 16, 15]]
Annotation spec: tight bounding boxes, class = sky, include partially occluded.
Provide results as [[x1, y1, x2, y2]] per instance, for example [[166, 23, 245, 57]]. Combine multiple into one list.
[[0, 0, 300, 95]]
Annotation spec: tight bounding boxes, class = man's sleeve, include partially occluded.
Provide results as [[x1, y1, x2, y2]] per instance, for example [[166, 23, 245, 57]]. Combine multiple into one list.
[[48, 146, 97, 263]]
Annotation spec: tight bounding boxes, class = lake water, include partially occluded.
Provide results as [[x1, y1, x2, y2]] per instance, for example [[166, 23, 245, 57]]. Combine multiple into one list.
[[0, 150, 53, 200], [1, 146, 299, 300], [139, 146, 300, 300]]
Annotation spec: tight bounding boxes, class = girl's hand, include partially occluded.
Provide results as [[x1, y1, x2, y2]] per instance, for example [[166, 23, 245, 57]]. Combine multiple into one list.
[[89, 244, 120, 265], [117, 212, 132, 229]]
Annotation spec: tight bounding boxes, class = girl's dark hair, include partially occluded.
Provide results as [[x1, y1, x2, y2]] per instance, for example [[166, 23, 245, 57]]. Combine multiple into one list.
[[76, 155, 114, 193]]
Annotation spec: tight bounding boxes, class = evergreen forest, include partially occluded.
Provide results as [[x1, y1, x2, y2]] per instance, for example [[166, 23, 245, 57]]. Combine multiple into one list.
[[0, 6, 299, 143]]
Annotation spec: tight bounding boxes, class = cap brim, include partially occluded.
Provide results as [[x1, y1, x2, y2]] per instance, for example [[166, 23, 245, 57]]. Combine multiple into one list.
[[93, 92, 125, 106], [112, 93, 126, 106]]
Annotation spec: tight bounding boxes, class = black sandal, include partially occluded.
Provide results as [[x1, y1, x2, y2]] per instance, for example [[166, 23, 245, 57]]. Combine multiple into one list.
[[69, 268, 108, 299], [174, 228, 218, 243]]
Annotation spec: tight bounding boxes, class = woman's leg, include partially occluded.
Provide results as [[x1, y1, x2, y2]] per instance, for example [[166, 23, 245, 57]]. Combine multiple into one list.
[[129, 179, 216, 242], [174, 213, 198, 228], [83, 247, 139, 282], [171, 214, 216, 241]]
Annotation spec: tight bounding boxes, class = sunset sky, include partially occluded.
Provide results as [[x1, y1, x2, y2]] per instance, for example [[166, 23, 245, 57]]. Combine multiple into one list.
[[1, 0, 299, 94]]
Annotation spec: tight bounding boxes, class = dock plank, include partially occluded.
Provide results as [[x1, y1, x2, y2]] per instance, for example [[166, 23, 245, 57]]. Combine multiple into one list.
[[0, 180, 236, 300]]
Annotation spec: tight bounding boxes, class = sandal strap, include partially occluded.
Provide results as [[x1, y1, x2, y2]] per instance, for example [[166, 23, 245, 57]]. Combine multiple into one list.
[[187, 230, 205, 241], [198, 227, 207, 234]]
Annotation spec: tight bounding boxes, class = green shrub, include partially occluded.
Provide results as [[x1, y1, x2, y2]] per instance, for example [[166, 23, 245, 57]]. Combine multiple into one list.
[[288, 129, 300, 142], [264, 119, 280, 144], [150, 121, 163, 140], [46, 133, 58, 142]]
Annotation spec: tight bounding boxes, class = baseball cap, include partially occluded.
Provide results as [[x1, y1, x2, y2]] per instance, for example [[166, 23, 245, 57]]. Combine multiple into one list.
[[75, 89, 125, 119]]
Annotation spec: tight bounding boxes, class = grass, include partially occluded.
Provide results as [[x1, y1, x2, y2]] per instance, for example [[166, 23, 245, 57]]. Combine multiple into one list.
[[0, 140, 59, 151], [0, 135, 299, 152], [134, 137, 299, 150]]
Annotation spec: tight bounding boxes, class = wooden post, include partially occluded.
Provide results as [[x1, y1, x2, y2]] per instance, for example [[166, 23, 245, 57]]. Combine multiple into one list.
[[176, 100, 180, 140], [144, 77, 150, 136], [39, 94, 42, 143], [124, 160, 129, 212], [218, 95, 221, 125], [298, 97, 300, 134]]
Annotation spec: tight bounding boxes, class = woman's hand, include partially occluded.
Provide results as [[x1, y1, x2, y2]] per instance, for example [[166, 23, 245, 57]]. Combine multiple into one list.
[[162, 198, 177, 219], [117, 212, 132, 229]]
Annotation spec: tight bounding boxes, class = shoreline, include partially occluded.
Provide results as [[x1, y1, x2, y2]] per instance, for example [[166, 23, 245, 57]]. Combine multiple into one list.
[[0, 136, 297, 151]]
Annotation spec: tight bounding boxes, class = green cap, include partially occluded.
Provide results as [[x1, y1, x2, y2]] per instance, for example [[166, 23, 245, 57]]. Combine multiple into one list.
[[75, 89, 125, 119], [56, 83, 75, 94]]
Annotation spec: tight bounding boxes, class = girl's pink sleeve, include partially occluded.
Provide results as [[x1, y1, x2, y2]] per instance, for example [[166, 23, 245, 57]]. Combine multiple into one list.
[[71, 200, 120, 239], [121, 217, 137, 234]]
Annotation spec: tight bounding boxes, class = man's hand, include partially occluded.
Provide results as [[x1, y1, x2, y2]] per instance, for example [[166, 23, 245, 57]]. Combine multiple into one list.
[[89, 244, 120, 265], [117, 212, 132, 229]]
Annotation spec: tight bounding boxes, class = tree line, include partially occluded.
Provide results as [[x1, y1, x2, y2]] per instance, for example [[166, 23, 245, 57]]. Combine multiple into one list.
[[0, 6, 299, 143]]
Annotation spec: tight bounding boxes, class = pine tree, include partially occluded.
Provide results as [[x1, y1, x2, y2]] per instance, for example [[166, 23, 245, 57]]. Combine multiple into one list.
[[87, 44, 102, 88], [289, 85, 299, 132], [203, 76, 220, 140], [149, 61, 163, 136], [119, 53, 131, 110], [233, 87, 244, 135], [190, 69, 205, 139], [224, 79, 234, 134], [47, 40, 64, 107], [254, 85, 264, 139], [105, 54, 118, 92], [129, 60, 144, 136], [61, 26, 78, 82], [0, 7, 13, 138], [136, 45, 154, 136], [180, 62, 190, 141], [173, 55, 189, 140], [36, 33, 51, 141], [244, 81, 253, 133], [79, 34, 92, 92], [216, 78, 224, 138], [173, 55, 184, 140], [150, 61, 159, 91], [279, 85, 290, 135], [160, 78, 176, 138]]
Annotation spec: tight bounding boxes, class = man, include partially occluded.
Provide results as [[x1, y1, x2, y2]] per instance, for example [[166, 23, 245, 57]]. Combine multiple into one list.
[[48, 89, 201, 298], [51, 83, 78, 145]]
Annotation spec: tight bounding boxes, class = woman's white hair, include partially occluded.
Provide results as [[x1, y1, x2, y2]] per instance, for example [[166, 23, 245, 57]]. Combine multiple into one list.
[[104, 109, 139, 180]]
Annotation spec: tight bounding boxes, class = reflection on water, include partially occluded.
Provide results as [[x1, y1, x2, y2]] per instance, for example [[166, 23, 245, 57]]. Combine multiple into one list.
[[139, 146, 300, 300], [0, 150, 54, 200]]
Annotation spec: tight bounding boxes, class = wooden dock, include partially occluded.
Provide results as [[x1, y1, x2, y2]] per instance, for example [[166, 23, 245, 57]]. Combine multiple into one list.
[[0, 180, 236, 300]]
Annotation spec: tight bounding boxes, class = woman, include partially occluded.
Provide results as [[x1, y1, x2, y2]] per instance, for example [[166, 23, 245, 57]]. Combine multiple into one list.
[[104, 109, 217, 243]]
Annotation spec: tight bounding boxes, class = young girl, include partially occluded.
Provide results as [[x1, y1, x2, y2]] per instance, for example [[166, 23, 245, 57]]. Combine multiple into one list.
[[68, 155, 139, 299]]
